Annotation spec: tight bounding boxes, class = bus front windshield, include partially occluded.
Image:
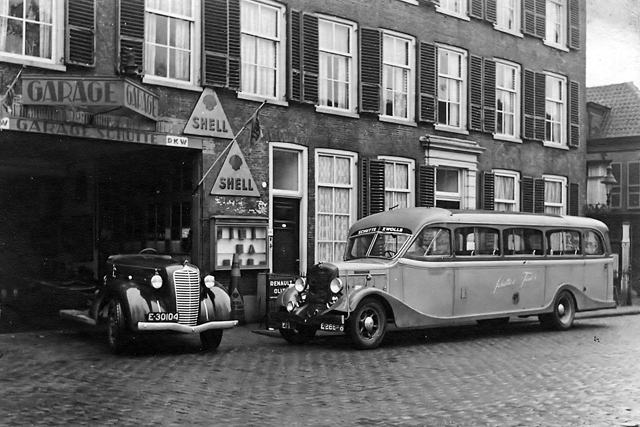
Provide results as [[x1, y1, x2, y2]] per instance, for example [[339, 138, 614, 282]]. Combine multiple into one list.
[[345, 230, 411, 260]]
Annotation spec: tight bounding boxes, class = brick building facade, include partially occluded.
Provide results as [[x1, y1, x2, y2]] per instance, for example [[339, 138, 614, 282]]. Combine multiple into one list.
[[0, 0, 586, 321]]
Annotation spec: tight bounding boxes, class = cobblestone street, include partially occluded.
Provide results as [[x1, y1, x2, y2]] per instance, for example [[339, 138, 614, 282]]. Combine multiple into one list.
[[1, 310, 640, 426]]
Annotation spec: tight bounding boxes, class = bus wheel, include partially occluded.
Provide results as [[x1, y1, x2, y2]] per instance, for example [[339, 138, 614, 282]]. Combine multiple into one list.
[[349, 298, 387, 350], [107, 299, 131, 354], [279, 324, 317, 344], [539, 291, 575, 331]]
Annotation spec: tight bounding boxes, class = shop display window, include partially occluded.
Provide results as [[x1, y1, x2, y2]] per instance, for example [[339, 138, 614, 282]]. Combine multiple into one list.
[[211, 217, 269, 270]]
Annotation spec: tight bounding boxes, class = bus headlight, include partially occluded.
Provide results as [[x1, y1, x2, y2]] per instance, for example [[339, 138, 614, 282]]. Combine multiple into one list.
[[294, 277, 307, 293], [204, 275, 216, 289], [151, 273, 163, 289], [330, 278, 343, 294]]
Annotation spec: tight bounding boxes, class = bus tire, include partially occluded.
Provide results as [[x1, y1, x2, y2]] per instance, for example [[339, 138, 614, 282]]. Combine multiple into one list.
[[349, 298, 387, 350], [279, 324, 317, 344], [539, 290, 575, 331]]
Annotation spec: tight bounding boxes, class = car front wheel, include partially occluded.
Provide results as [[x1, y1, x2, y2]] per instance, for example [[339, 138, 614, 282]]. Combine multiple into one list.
[[107, 299, 132, 354], [201, 330, 224, 351]]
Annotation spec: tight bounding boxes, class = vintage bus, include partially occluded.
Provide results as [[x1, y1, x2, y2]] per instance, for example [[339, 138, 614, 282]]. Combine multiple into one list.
[[273, 208, 616, 350]]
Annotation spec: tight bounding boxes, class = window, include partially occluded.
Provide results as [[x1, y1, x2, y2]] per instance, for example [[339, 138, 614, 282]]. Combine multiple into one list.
[[547, 229, 580, 255], [381, 157, 414, 210], [0, 0, 64, 69], [504, 228, 543, 256], [584, 230, 604, 256], [406, 227, 451, 258], [629, 162, 640, 209], [496, 0, 520, 34], [437, 0, 468, 19], [545, 73, 567, 146], [610, 162, 621, 208], [543, 175, 567, 214], [316, 150, 357, 263], [546, 0, 567, 48], [454, 227, 500, 256], [436, 167, 461, 209], [494, 170, 520, 212], [144, 1, 199, 86], [437, 46, 467, 131], [318, 17, 356, 113], [382, 31, 415, 122], [495, 61, 520, 140], [240, 0, 285, 101]]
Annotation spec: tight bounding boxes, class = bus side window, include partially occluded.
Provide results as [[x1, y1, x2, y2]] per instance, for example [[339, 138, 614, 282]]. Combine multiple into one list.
[[584, 230, 604, 255]]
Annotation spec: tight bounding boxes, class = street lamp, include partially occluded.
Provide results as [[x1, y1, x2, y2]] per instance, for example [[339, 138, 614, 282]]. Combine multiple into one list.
[[601, 166, 617, 207]]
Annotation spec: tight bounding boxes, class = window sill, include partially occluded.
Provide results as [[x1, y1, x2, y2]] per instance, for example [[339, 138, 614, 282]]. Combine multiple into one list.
[[493, 25, 523, 38], [398, 0, 418, 4], [142, 76, 203, 92], [435, 7, 470, 21], [493, 134, 522, 143], [543, 41, 570, 52], [434, 124, 470, 135], [238, 92, 289, 107], [542, 141, 569, 150], [379, 115, 417, 127], [315, 105, 359, 119], [0, 55, 66, 71]]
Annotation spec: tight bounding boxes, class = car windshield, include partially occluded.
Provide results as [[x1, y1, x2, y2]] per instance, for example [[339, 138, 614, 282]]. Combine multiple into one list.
[[345, 226, 412, 260]]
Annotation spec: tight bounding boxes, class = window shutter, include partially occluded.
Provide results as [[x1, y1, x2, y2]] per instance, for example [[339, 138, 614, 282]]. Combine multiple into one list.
[[482, 172, 495, 211], [66, 0, 95, 67], [118, 0, 144, 74], [569, 80, 580, 147], [569, 182, 580, 216], [302, 13, 319, 104], [534, 178, 545, 213], [521, 176, 535, 213], [523, 0, 545, 38], [289, 10, 302, 102], [470, 0, 484, 19], [469, 55, 483, 131], [485, 0, 497, 23], [418, 165, 436, 208], [360, 158, 385, 217], [418, 42, 437, 123], [359, 28, 381, 114], [534, 71, 546, 141], [568, 0, 580, 50], [483, 59, 496, 133], [523, 69, 545, 141], [203, 0, 241, 90]]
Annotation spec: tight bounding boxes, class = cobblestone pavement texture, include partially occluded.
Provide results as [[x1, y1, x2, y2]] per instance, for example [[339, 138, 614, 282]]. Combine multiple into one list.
[[1, 290, 640, 426]]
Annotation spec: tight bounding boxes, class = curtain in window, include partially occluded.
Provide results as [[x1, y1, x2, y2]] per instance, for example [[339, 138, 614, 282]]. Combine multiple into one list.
[[385, 163, 409, 209], [38, 0, 52, 58], [545, 180, 563, 214], [241, 1, 277, 97], [317, 155, 352, 262], [172, 18, 190, 80], [0, 1, 8, 52], [145, 14, 158, 75], [495, 175, 515, 211]]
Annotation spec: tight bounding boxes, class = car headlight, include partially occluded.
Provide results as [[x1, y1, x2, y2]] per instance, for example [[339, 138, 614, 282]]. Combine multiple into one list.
[[294, 277, 307, 293], [151, 273, 163, 289], [286, 301, 296, 312], [204, 275, 216, 289], [330, 278, 343, 294]]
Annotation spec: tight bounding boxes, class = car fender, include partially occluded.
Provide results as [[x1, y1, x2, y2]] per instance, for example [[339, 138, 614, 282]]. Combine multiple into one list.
[[201, 286, 232, 322], [101, 281, 152, 327], [347, 287, 392, 313], [275, 285, 298, 308]]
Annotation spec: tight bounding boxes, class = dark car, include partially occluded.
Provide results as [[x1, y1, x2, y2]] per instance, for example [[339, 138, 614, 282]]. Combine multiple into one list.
[[61, 250, 237, 353]]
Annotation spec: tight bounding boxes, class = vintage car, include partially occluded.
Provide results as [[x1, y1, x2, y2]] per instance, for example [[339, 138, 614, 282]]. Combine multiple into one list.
[[60, 249, 237, 353], [273, 207, 615, 350]]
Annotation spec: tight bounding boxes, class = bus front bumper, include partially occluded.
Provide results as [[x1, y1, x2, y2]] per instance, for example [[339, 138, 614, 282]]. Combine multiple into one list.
[[272, 311, 346, 332]]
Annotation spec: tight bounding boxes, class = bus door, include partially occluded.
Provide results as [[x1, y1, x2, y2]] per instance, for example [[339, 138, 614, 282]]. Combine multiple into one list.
[[452, 227, 546, 317], [583, 229, 612, 301]]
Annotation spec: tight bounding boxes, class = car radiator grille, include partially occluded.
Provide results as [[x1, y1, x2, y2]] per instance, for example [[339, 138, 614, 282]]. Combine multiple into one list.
[[173, 268, 200, 326]]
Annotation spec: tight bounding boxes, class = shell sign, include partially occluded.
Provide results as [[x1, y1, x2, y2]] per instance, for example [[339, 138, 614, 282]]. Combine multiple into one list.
[[211, 140, 260, 197], [184, 88, 235, 139]]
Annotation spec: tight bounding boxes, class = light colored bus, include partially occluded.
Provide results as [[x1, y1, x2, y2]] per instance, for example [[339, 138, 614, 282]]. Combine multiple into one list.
[[273, 207, 616, 349]]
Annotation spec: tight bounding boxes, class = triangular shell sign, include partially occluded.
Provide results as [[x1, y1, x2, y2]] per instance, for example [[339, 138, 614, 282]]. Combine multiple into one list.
[[210, 140, 260, 197], [184, 88, 235, 139]]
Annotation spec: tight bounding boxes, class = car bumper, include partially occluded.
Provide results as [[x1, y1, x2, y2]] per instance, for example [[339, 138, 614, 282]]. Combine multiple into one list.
[[136, 319, 238, 333]]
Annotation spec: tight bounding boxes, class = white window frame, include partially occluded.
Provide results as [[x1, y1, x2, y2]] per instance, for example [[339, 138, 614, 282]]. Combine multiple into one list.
[[545, 0, 568, 51], [544, 72, 567, 148], [435, 45, 468, 134], [494, 0, 521, 36], [0, 0, 65, 71], [436, 0, 470, 21], [143, 0, 201, 91], [493, 169, 520, 212], [379, 156, 415, 210], [380, 30, 416, 125], [436, 166, 463, 208], [315, 149, 358, 263], [628, 161, 640, 210], [494, 59, 521, 142], [543, 175, 567, 214], [316, 15, 358, 118], [239, 0, 287, 105]]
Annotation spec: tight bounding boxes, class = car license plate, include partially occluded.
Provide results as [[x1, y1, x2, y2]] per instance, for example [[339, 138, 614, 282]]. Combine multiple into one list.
[[147, 312, 179, 322], [320, 322, 343, 332]]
